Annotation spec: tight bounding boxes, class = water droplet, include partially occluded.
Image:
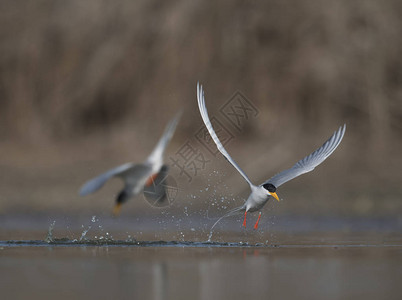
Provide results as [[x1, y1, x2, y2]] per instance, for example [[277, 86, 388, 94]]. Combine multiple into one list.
[[45, 221, 56, 243], [79, 226, 91, 242]]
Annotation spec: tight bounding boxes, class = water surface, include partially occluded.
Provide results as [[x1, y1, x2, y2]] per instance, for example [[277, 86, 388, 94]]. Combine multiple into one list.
[[1, 214, 402, 299]]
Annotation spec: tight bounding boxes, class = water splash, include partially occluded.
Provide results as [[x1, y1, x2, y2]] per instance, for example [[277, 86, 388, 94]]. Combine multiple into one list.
[[2, 239, 272, 248], [3, 239, 398, 249], [96, 232, 113, 242], [44, 221, 56, 243], [80, 215, 107, 241], [79, 226, 91, 242], [207, 232, 213, 242], [125, 235, 136, 243]]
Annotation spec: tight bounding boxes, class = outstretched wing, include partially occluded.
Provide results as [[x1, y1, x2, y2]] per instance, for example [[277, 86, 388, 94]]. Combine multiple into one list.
[[261, 124, 346, 188], [79, 163, 135, 196], [197, 83, 253, 187], [146, 111, 181, 164]]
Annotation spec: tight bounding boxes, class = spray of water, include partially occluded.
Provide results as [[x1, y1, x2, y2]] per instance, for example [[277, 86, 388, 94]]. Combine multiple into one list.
[[79, 226, 91, 241], [45, 221, 56, 243]]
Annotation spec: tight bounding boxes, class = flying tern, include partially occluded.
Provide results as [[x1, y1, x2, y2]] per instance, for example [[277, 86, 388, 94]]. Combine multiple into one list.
[[79, 112, 181, 215], [197, 83, 345, 233]]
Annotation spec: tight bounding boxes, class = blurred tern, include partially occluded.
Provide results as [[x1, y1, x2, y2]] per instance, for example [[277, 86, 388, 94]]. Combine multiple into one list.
[[79, 112, 181, 216], [197, 83, 346, 234]]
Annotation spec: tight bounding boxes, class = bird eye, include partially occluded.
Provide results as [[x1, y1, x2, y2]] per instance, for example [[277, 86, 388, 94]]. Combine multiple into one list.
[[263, 183, 276, 193]]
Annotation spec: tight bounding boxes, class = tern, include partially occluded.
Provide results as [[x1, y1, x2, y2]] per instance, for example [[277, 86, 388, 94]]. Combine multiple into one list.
[[197, 83, 346, 234], [79, 112, 181, 216]]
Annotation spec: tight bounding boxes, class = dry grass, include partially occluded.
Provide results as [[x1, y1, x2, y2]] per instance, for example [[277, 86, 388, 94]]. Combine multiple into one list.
[[0, 0, 401, 215]]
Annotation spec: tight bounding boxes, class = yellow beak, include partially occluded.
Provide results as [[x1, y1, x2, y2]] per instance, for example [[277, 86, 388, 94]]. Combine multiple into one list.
[[112, 203, 122, 216], [270, 192, 280, 202]]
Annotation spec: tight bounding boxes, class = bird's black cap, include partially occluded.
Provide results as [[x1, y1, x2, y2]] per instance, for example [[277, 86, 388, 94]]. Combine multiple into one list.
[[263, 183, 276, 193]]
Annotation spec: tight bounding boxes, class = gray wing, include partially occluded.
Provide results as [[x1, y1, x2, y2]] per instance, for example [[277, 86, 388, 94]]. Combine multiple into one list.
[[146, 111, 181, 164], [197, 83, 254, 187], [261, 124, 346, 188], [79, 163, 136, 196]]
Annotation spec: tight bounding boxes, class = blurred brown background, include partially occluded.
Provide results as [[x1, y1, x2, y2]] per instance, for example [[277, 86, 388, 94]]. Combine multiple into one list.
[[0, 0, 401, 217]]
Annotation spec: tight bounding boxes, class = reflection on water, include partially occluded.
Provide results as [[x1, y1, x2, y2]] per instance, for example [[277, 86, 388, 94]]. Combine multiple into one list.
[[1, 244, 402, 300]]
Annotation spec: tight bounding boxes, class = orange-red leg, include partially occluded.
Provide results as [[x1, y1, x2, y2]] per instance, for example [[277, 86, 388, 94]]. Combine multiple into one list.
[[145, 173, 159, 187], [254, 212, 262, 230], [242, 211, 247, 228]]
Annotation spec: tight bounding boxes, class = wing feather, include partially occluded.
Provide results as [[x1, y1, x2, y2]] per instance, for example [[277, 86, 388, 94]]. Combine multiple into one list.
[[147, 111, 181, 164], [79, 163, 135, 196], [261, 124, 346, 188], [197, 83, 253, 187]]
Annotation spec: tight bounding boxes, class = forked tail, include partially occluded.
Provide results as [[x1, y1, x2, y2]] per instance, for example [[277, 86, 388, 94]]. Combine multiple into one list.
[[208, 205, 246, 241]]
